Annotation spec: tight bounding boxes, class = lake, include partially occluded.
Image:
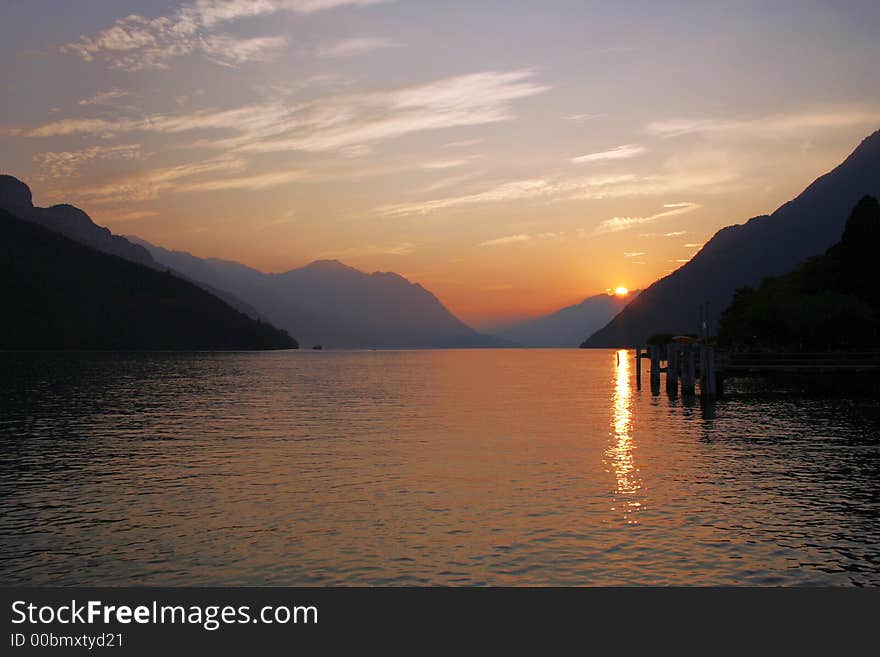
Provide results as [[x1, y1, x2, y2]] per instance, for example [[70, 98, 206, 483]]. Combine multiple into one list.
[[1, 349, 878, 586]]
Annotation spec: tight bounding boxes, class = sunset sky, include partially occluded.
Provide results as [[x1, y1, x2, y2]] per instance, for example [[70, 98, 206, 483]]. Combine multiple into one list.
[[2, 0, 879, 329]]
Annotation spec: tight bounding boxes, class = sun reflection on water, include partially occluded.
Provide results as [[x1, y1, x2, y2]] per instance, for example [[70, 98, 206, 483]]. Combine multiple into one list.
[[606, 349, 643, 522]]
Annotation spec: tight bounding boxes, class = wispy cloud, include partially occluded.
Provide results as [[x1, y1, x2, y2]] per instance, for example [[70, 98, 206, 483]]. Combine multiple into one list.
[[378, 178, 556, 217], [565, 113, 603, 122], [479, 233, 531, 247], [176, 169, 312, 192], [478, 232, 560, 247], [61, 0, 394, 70], [33, 144, 141, 179], [78, 90, 131, 106], [645, 107, 880, 138], [75, 156, 422, 201], [9, 103, 291, 138], [109, 210, 160, 222], [316, 36, 401, 58], [593, 202, 699, 236], [236, 69, 549, 154], [571, 143, 646, 164], [202, 35, 288, 67], [420, 159, 472, 170], [321, 242, 417, 257], [11, 70, 547, 160], [415, 171, 485, 194], [73, 156, 247, 203], [442, 138, 484, 149], [623, 251, 646, 257], [374, 168, 724, 218]]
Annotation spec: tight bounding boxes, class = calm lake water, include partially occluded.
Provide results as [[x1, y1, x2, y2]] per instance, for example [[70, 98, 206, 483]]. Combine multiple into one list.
[[1, 349, 878, 586]]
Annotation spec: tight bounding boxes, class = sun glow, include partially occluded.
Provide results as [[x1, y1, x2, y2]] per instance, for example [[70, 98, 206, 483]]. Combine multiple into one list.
[[614, 287, 629, 297]]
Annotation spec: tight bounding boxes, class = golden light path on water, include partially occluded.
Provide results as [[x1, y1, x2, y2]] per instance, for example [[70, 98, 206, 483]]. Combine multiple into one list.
[[607, 349, 643, 523]]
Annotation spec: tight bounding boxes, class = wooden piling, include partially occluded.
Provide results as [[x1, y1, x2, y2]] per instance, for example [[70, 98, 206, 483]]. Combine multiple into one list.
[[666, 344, 679, 395], [649, 345, 661, 394], [681, 345, 696, 395], [700, 345, 717, 398], [635, 346, 642, 389]]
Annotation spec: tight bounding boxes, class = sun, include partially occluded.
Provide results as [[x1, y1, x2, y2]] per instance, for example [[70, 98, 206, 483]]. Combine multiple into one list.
[[614, 286, 629, 297]]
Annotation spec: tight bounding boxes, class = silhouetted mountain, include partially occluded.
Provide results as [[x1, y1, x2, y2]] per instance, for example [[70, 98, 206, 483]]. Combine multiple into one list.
[[130, 240, 506, 348], [497, 292, 638, 347], [582, 129, 880, 347], [0, 175, 266, 320], [717, 196, 880, 349], [0, 208, 297, 350], [0, 174, 156, 267]]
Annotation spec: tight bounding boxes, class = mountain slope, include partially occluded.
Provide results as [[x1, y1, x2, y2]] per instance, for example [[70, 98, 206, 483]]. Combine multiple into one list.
[[131, 240, 504, 348], [498, 292, 637, 347], [1, 174, 156, 267], [0, 175, 272, 321], [717, 196, 880, 350], [582, 128, 880, 347], [0, 208, 297, 350]]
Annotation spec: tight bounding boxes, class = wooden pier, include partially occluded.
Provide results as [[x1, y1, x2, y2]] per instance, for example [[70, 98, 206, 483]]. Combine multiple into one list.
[[636, 343, 718, 399], [719, 351, 880, 375], [634, 346, 880, 399]]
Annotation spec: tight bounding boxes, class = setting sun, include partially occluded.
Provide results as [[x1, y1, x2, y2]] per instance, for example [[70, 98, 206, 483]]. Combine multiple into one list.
[[614, 287, 629, 297]]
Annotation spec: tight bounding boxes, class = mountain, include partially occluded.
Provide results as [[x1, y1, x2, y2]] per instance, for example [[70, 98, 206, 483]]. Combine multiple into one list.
[[717, 196, 880, 350], [0, 175, 277, 322], [0, 174, 156, 267], [582, 129, 880, 347], [0, 208, 297, 350], [497, 292, 638, 347], [130, 239, 505, 348]]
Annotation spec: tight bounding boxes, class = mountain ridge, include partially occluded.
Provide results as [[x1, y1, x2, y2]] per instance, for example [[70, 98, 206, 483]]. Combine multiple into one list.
[[0, 174, 157, 268], [498, 291, 638, 347], [0, 207, 297, 350], [130, 237, 507, 348]]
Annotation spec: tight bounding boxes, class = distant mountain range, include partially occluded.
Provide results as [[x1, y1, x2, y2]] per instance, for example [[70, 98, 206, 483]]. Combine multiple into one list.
[[496, 292, 638, 347], [130, 238, 507, 348], [583, 129, 880, 347], [0, 207, 296, 350]]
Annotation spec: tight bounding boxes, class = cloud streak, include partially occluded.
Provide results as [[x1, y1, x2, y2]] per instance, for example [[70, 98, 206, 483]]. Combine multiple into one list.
[[479, 234, 532, 247], [571, 143, 646, 164], [33, 144, 141, 179], [375, 167, 725, 218], [645, 107, 880, 138], [317, 37, 401, 58], [592, 202, 699, 236], [11, 70, 547, 159], [73, 156, 247, 203]]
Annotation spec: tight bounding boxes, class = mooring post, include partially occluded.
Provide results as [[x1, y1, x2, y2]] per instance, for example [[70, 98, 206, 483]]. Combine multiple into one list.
[[701, 346, 717, 398], [635, 346, 642, 389], [682, 345, 696, 395], [649, 345, 661, 395], [699, 345, 706, 392], [666, 344, 679, 395]]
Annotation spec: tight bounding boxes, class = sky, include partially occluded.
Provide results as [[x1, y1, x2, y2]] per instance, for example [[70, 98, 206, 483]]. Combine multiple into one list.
[[2, 0, 880, 330]]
